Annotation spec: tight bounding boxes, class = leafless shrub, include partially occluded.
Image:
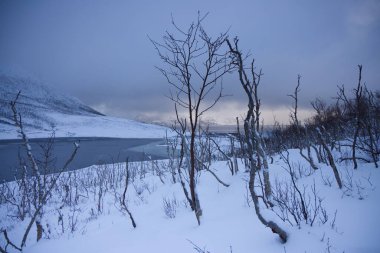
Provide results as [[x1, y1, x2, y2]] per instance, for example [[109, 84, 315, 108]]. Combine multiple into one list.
[[68, 206, 80, 233], [341, 167, 373, 200], [291, 161, 313, 180], [188, 240, 233, 253], [1, 91, 79, 250], [319, 170, 333, 187], [119, 160, 136, 228], [273, 178, 326, 227], [0, 178, 31, 221], [272, 151, 328, 227], [330, 210, 338, 231], [188, 240, 211, 253], [163, 196, 178, 219], [165, 133, 179, 184], [152, 160, 166, 184], [325, 237, 333, 253]]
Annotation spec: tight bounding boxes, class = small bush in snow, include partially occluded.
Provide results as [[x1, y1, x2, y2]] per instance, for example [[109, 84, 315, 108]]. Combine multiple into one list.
[[162, 196, 178, 219]]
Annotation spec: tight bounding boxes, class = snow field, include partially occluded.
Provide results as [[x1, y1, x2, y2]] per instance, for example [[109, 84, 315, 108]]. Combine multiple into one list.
[[1, 148, 379, 253]]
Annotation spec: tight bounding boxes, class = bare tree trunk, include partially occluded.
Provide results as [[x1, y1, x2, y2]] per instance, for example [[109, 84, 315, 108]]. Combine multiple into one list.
[[352, 65, 363, 169], [36, 221, 43, 242], [352, 125, 360, 169], [337, 65, 364, 169], [189, 132, 202, 225], [253, 129, 273, 205], [317, 129, 342, 189], [231, 137, 239, 174], [236, 117, 248, 170], [366, 124, 379, 168], [177, 132, 195, 210], [248, 150, 288, 243], [227, 37, 287, 242], [250, 61, 273, 199], [299, 146, 318, 170], [312, 144, 323, 163], [120, 159, 136, 228], [363, 89, 379, 168]]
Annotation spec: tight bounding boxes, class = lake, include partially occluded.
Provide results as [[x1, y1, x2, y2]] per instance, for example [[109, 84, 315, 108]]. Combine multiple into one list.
[[0, 137, 169, 182]]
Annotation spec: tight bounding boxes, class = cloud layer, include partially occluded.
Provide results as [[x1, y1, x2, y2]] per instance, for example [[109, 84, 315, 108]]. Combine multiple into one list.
[[1, 0, 379, 124]]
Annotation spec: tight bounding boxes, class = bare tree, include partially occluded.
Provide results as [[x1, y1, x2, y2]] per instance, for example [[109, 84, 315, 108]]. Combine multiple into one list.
[[336, 66, 380, 168], [351, 65, 364, 169], [361, 88, 380, 167], [226, 37, 287, 242], [315, 128, 342, 189], [288, 75, 318, 171], [5, 91, 79, 250], [120, 159, 137, 228], [337, 65, 364, 169], [151, 13, 232, 225]]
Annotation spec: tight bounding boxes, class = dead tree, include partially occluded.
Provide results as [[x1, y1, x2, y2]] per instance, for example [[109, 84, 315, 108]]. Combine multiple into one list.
[[337, 65, 364, 169], [10, 92, 44, 242], [236, 117, 248, 170], [361, 88, 379, 167], [227, 37, 287, 242], [309, 99, 343, 188], [351, 65, 364, 169], [120, 159, 137, 228], [316, 128, 342, 189], [8, 91, 79, 249], [288, 75, 318, 170], [151, 13, 232, 225], [229, 135, 239, 174], [226, 38, 272, 204]]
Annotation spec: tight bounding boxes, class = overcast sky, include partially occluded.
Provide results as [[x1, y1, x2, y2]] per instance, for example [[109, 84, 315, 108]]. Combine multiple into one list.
[[1, 0, 379, 124]]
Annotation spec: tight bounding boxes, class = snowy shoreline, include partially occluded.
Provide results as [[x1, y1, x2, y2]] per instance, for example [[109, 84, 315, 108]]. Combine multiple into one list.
[[0, 114, 174, 140]]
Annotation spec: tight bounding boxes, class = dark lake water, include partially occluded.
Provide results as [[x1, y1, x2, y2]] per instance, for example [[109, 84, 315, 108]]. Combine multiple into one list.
[[0, 137, 169, 182]]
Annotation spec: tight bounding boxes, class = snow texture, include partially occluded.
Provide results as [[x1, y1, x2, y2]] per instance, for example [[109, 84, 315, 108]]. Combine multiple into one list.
[[0, 149, 379, 253]]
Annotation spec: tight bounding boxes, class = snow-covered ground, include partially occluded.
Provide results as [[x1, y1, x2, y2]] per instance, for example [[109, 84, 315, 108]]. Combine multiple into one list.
[[0, 112, 172, 139], [1, 149, 379, 253]]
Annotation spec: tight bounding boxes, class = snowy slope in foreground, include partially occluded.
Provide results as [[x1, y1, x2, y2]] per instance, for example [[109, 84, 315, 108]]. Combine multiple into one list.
[[1, 150, 379, 253], [0, 74, 171, 139]]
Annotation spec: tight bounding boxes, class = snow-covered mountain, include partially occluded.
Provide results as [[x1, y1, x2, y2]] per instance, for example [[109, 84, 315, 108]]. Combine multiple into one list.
[[0, 74, 170, 139], [0, 74, 103, 127]]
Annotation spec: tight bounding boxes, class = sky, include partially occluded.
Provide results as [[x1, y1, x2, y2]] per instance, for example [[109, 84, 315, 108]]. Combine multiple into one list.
[[0, 0, 379, 125]]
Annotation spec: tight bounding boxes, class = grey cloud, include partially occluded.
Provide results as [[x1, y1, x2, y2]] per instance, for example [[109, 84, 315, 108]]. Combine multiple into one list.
[[0, 0, 379, 124]]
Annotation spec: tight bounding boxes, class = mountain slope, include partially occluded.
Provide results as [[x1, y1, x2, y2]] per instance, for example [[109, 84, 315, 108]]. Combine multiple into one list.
[[0, 74, 170, 139]]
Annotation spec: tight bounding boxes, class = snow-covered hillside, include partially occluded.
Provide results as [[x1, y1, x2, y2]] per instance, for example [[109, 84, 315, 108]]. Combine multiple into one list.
[[0, 74, 171, 139]]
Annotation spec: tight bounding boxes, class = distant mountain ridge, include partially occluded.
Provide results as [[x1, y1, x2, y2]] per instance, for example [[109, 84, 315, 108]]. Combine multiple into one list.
[[0, 74, 171, 139], [0, 74, 103, 129]]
